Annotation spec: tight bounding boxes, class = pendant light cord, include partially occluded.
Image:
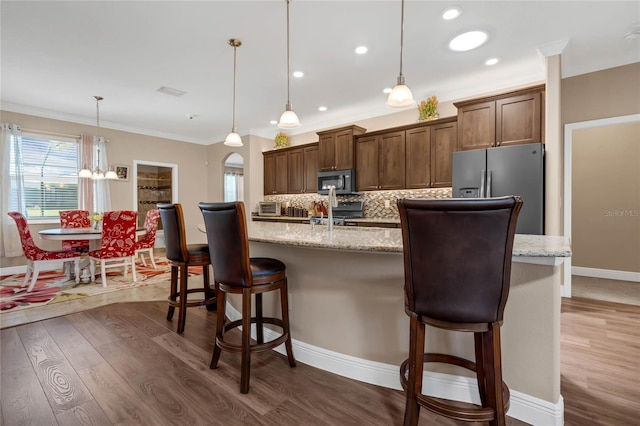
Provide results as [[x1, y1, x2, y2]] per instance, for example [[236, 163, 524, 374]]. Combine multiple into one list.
[[399, 0, 405, 80], [232, 42, 237, 130], [286, 0, 291, 106], [94, 96, 103, 171]]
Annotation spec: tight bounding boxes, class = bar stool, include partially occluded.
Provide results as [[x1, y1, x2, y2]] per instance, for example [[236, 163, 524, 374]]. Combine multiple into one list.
[[158, 203, 216, 334], [199, 201, 296, 394], [397, 196, 522, 426]]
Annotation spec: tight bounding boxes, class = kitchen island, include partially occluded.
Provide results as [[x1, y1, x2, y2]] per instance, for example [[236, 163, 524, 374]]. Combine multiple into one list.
[[230, 221, 569, 425]]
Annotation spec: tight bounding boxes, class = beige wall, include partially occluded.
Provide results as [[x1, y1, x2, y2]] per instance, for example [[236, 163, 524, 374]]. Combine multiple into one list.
[[562, 63, 640, 273], [572, 122, 640, 272], [1, 110, 210, 265]]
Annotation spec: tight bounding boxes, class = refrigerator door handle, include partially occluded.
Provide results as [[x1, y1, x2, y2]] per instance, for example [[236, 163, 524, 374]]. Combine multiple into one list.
[[486, 169, 492, 198], [480, 170, 486, 198]]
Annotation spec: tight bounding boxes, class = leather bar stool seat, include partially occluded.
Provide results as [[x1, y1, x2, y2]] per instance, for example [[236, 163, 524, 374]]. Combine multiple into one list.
[[397, 196, 522, 426], [199, 201, 296, 394], [158, 203, 216, 334]]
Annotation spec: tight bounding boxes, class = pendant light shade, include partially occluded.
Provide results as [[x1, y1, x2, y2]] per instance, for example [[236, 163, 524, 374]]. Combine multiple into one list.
[[225, 38, 243, 147], [278, 0, 301, 129], [79, 96, 118, 179], [387, 0, 415, 108]]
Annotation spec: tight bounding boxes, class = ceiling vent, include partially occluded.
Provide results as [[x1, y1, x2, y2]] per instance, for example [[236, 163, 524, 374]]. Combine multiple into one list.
[[157, 86, 187, 97]]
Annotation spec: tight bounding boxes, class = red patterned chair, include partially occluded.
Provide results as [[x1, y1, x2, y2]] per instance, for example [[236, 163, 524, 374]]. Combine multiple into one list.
[[89, 210, 138, 287], [7, 212, 81, 292], [135, 209, 160, 268], [59, 210, 91, 253]]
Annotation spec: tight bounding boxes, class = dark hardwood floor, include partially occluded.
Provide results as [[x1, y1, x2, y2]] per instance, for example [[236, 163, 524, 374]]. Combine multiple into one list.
[[1, 297, 638, 425]]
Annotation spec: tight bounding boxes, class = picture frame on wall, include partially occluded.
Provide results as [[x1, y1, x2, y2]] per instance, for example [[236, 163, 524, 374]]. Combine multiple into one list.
[[114, 164, 129, 181]]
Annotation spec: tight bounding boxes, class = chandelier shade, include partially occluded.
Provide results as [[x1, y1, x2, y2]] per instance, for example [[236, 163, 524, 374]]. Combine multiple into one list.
[[79, 96, 118, 179]]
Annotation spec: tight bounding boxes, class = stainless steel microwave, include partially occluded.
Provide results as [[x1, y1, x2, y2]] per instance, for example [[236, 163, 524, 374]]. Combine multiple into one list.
[[317, 169, 356, 195]]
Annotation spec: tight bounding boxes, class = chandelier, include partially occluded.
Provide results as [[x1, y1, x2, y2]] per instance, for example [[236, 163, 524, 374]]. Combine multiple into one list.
[[79, 96, 117, 179]]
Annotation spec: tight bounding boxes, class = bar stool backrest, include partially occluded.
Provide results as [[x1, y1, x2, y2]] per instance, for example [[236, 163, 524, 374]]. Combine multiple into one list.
[[158, 203, 189, 263], [398, 196, 522, 325], [199, 201, 252, 288]]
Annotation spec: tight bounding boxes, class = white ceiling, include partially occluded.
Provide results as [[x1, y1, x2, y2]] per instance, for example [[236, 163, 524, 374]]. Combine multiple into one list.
[[1, 1, 639, 145]]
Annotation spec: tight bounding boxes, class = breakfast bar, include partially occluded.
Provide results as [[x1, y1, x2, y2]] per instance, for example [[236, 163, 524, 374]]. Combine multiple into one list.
[[234, 221, 571, 426]]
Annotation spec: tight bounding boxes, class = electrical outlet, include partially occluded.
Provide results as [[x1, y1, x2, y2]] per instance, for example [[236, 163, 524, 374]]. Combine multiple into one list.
[[384, 200, 390, 208]]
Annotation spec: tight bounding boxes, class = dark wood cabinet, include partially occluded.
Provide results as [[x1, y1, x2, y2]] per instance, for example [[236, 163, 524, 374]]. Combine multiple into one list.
[[287, 149, 304, 193], [430, 121, 457, 187], [317, 125, 366, 171], [405, 118, 457, 188], [355, 131, 405, 191], [455, 85, 544, 151], [264, 150, 288, 195], [264, 142, 319, 195], [405, 127, 431, 188], [302, 145, 319, 193]]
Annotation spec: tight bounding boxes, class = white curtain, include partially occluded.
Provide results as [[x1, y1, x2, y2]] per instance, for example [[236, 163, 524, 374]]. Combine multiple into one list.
[[0, 124, 25, 257]]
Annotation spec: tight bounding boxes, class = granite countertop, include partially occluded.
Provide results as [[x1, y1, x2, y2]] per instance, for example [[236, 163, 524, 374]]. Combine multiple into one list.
[[247, 221, 571, 259], [251, 216, 401, 225]]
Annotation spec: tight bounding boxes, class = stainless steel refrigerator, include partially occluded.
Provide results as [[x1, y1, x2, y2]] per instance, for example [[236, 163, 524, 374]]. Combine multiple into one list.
[[452, 142, 544, 235]]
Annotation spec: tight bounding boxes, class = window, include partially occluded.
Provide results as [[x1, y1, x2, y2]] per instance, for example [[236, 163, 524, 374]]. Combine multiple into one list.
[[9, 133, 80, 220]]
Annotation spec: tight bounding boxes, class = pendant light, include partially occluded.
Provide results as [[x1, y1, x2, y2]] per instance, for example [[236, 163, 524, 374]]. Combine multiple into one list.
[[79, 96, 118, 179], [224, 38, 243, 147], [386, 0, 415, 108], [277, 0, 301, 129]]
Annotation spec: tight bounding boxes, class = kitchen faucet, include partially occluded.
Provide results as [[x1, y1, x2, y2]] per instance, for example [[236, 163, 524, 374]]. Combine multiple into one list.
[[327, 185, 338, 232]]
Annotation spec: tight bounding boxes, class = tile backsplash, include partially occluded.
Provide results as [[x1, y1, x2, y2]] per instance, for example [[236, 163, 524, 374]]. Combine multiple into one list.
[[263, 188, 452, 219]]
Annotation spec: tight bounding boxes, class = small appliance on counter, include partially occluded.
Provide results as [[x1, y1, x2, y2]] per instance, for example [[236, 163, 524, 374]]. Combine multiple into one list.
[[258, 201, 281, 216], [309, 201, 364, 226]]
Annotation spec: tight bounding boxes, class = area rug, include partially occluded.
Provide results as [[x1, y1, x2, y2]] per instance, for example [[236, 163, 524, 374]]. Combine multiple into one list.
[[0, 258, 203, 313]]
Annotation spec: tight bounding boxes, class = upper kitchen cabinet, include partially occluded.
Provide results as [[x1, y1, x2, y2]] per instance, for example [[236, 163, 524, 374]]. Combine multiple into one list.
[[355, 130, 406, 191], [317, 125, 366, 171], [302, 144, 319, 193], [264, 142, 319, 195], [405, 117, 457, 189], [263, 150, 288, 195], [455, 85, 544, 151]]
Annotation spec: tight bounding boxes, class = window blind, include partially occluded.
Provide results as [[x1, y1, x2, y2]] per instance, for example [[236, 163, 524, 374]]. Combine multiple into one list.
[[11, 134, 80, 219]]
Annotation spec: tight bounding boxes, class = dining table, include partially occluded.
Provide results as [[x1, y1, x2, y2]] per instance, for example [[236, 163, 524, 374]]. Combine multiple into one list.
[[39, 227, 145, 251]]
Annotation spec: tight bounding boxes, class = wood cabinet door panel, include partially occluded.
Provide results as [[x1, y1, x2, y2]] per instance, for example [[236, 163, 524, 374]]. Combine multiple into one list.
[[431, 122, 456, 187], [355, 136, 379, 191], [335, 130, 355, 170], [496, 92, 541, 146], [318, 134, 336, 171], [274, 151, 288, 194], [379, 131, 405, 190], [458, 101, 496, 150], [287, 149, 304, 193], [303, 145, 319, 193], [405, 127, 431, 188], [264, 153, 276, 195]]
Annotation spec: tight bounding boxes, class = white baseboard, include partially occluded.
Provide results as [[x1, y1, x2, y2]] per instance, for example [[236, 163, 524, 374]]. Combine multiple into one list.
[[572, 266, 640, 282], [0, 263, 65, 277], [224, 304, 564, 426]]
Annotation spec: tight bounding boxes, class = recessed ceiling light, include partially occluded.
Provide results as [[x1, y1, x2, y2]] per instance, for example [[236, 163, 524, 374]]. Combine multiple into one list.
[[293, 71, 304, 78], [442, 6, 462, 20], [485, 57, 499, 66], [383, 88, 392, 94], [318, 106, 327, 112], [355, 46, 368, 54], [270, 120, 278, 125], [449, 30, 488, 52]]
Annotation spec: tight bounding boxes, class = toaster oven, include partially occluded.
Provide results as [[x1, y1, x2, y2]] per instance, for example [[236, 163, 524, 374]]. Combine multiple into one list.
[[258, 201, 281, 216]]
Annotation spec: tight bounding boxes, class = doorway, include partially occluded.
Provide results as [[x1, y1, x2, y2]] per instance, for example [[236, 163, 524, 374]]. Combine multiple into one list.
[[223, 153, 244, 202], [562, 114, 640, 297], [133, 161, 178, 246]]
